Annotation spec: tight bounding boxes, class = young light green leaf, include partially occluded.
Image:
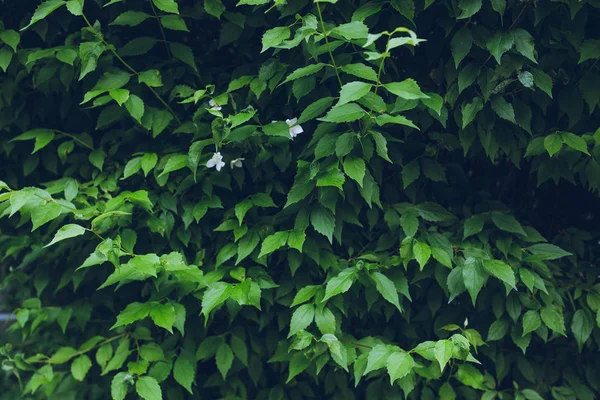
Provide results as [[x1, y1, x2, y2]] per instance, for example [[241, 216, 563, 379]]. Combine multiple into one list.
[[540, 307, 566, 335], [413, 241, 431, 270], [258, 231, 289, 258], [323, 268, 357, 302], [338, 81, 372, 106], [383, 79, 428, 100], [136, 376, 162, 400], [522, 310, 541, 336], [482, 260, 516, 289], [318, 103, 366, 123], [71, 355, 92, 381], [386, 352, 414, 384], [282, 63, 325, 84], [434, 340, 454, 371], [21, 0, 67, 31], [44, 224, 86, 248], [340, 63, 378, 82], [372, 272, 402, 312]]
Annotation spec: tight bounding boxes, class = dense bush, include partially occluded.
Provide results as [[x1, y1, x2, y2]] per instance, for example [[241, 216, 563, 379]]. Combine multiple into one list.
[[1, 0, 600, 398]]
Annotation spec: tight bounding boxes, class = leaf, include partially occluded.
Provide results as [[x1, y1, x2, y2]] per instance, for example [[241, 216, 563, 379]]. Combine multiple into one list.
[[544, 133, 562, 157], [21, 0, 66, 31], [560, 131, 590, 155], [315, 307, 336, 334], [150, 303, 176, 333], [372, 272, 402, 311], [451, 27, 472, 67], [0, 47, 13, 72], [311, 207, 335, 243], [375, 114, 418, 129], [158, 155, 188, 178], [110, 11, 151, 26], [298, 97, 335, 124], [201, 282, 232, 320], [282, 63, 325, 84], [513, 29, 536, 63], [71, 355, 92, 381], [111, 372, 130, 400], [261, 26, 290, 53], [490, 212, 526, 236], [141, 153, 158, 177], [125, 95, 145, 124], [139, 70, 163, 87], [386, 352, 414, 384], [525, 243, 572, 261], [173, 356, 194, 394], [111, 302, 151, 329], [413, 241, 431, 270], [215, 343, 234, 379], [487, 319, 509, 341], [364, 345, 394, 374], [341, 63, 378, 82], [0, 30, 20, 52], [522, 310, 541, 336], [434, 340, 454, 371], [258, 231, 289, 258], [338, 81, 373, 106], [490, 0, 505, 17], [463, 215, 484, 239], [571, 309, 593, 351], [400, 213, 418, 237], [136, 376, 162, 400], [461, 97, 483, 128], [462, 257, 486, 305], [383, 79, 428, 100], [531, 68, 553, 98], [579, 39, 600, 64], [331, 21, 369, 40], [44, 224, 86, 248], [291, 286, 320, 307], [160, 15, 189, 31], [483, 260, 516, 289], [286, 352, 310, 383], [343, 156, 366, 187], [323, 268, 356, 302], [457, 0, 481, 18], [490, 96, 516, 123], [318, 103, 366, 123], [169, 43, 197, 72], [541, 307, 565, 335], [152, 0, 178, 13]]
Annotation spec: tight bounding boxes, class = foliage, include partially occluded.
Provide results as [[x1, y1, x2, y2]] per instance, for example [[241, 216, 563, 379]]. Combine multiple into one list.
[[0, 0, 599, 398]]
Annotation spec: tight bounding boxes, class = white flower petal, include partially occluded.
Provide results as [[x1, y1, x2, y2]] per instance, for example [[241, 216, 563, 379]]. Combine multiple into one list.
[[286, 117, 298, 126], [207, 159, 216, 168], [216, 160, 225, 171], [289, 125, 304, 137]]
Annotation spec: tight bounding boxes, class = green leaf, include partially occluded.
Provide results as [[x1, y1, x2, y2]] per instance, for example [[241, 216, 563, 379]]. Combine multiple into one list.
[[21, 0, 66, 31], [343, 156, 366, 187], [461, 97, 483, 128], [544, 133, 562, 157], [513, 29, 536, 63], [578, 39, 600, 64], [111, 372, 130, 400], [490, 0, 506, 17], [136, 376, 162, 400], [413, 241, 431, 270], [111, 302, 151, 329], [291, 286, 320, 307], [434, 340, 454, 371], [236, 231, 260, 264], [341, 63, 378, 82], [383, 79, 428, 100], [541, 307, 566, 335], [0, 47, 13, 72], [282, 63, 325, 84], [169, 43, 198, 72], [490, 212, 526, 236], [79, 41, 106, 80], [315, 307, 336, 334], [149, 304, 176, 333], [110, 11, 151, 26], [372, 272, 402, 311], [173, 356, 194, 394], [531, 68, 553, 98], [482, 260, 516, 289], [338, 81, 373, 106], [158, 155, 188, 178], [152, 0, 178, 13], [522, 310, 541, 336], [258, 231, 289, 258], [400, 213, 418, 237], [386, 352, 414, 384], [364, 345, 394, 374], [331, 21, 369, 40], [262, 122, 290, 138], [71, 355, 92, 381], [298, 97, 335, 124], [323, 268, 356, 302], [457, 0, 481, 18], [125, 95, 145, 124], [261, 26, 290, 53], [422, 92, 444, 115], [139, 344, 165, 362], [317, 168, 345, 190], [375, 114, 418, 129], [141, 153, 158, 177], [371, 131, 392, 162], [318, 103, 366, 123], [525, 243, 572, 261], [204, 0, 226, 18], [571, 309, 593, 350], [139, 70, 163, 87], [66, 0, 83, 15], [311, 207, 335, 243], [462, 258, 486, 305], [44, 224, 86, 248], [487, 319, 509, 341], [490, 96, 516, 123], [463, 215, 484, 239], [451, 27, 472, 67], [286, 352, 310, 383], [560, 131, 589, 155], [0, 30, 20, 52], [216, 342, 234, 378], [160, 15, 189, 31]]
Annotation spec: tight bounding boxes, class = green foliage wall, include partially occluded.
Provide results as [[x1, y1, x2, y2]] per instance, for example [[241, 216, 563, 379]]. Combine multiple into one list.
[[0, 0, 600, 398]]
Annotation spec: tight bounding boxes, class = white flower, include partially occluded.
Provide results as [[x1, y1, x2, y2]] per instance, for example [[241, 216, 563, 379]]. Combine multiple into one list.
[[209, 99, 222, 111], [230, 158, 245, 168], [207, 152, 225, 171], [464, 317, 469, 328], [285, 117, 304, 138]]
